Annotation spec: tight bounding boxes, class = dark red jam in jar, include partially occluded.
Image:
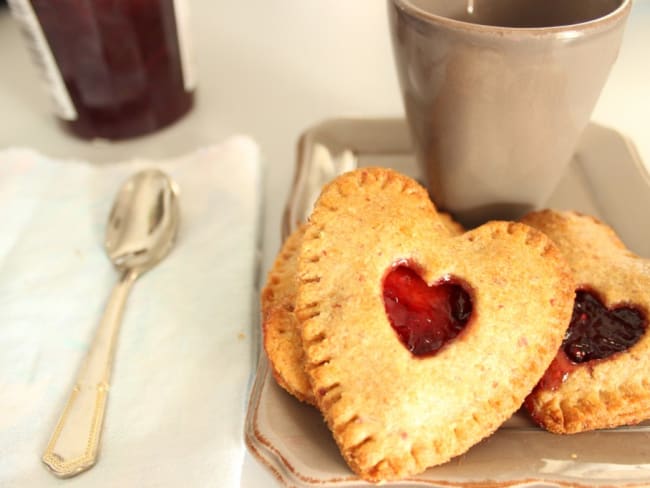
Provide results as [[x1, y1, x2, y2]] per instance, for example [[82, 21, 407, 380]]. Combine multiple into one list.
[[20, 0, 195, 140]]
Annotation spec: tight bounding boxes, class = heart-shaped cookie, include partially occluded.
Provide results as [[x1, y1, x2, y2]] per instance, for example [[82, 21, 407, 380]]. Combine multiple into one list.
[[261, 212, 466, 405], [522, 209, 650, 433], [296, 168, 574, 481]]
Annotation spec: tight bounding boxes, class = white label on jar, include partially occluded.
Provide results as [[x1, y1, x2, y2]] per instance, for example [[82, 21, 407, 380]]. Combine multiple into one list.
[[8, 0, 77, 120], [173, 0, 197, 91]]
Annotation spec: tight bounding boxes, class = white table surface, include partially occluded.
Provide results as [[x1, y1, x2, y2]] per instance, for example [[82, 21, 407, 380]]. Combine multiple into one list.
[[0, 2, 648, 487]]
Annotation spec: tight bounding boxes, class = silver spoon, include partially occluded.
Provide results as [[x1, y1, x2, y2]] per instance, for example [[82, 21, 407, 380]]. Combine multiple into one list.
[[42, 169, 180, 478]]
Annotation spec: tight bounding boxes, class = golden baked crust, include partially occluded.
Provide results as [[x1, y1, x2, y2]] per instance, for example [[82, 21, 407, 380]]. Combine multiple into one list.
[[296, 168, 574, 482], [522, 209, 650, 434], [261, 224, 316, 405]]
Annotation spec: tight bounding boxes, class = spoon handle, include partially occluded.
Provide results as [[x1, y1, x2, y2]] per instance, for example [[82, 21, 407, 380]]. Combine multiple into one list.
[[42, 269, 137, 478]]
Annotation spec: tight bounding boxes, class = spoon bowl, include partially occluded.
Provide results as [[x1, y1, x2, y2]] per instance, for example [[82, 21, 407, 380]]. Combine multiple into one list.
[[106, 169, 180, 273]]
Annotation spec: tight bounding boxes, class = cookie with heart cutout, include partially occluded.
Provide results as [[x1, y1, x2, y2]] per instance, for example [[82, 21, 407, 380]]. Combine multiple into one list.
[[521, 209, 650, 434], [261, 212, 466, 406], [295, 168, 574, 482]]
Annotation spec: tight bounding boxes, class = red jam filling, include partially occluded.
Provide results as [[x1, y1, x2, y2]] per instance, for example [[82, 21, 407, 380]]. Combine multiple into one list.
[[383, 265, 472, 357], [30, 0, 193, 140], [538, 289, 647, 391]]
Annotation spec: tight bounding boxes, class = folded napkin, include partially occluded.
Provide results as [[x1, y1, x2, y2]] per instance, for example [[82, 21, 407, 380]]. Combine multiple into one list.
[[0, 137, 262, 487]]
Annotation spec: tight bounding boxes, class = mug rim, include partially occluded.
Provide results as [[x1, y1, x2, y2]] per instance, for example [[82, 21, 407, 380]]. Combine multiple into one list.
[[392, 0, 632, 35]]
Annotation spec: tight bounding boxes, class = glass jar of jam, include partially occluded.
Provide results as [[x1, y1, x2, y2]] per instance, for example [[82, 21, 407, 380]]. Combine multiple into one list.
[[9, 0, 196, 140]]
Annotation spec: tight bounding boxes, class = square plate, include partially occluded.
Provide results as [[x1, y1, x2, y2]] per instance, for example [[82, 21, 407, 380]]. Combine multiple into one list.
[[245, 118, 650, 487]]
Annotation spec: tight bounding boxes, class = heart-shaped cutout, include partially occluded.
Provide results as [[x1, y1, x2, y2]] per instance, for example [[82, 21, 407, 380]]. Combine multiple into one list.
[[563, 289, 646, 363], [383, 265, 472, 357], [533, 289, 647, 392]]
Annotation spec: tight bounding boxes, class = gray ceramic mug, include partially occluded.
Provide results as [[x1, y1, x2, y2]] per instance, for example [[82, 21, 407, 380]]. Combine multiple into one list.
[[389, 0, 631, 227]]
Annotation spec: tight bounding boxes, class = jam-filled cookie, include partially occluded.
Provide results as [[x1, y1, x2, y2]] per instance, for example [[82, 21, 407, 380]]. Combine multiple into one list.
[[261, 224, 316, 404], [296, 168, 574, 482], [522, 209, 650, 434]]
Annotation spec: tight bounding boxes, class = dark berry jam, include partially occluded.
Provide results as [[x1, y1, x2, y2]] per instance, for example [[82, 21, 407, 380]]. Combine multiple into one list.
[[383, 265, 472, 357], [30, 0, 193, 140], [535, 289, 647, 392], [563, 290, 646, 363]]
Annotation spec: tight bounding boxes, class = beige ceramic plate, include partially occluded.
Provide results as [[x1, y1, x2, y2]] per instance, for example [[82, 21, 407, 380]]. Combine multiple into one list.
[[245, 118, 650, 487]]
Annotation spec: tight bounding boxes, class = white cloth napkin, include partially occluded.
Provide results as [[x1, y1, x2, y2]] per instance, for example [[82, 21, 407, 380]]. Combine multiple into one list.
[[0, 137, 262, 487]]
